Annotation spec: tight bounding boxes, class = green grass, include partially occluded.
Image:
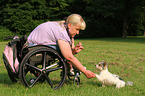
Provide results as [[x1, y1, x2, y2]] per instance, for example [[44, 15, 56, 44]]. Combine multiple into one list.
[[0, 37, 145, 96]]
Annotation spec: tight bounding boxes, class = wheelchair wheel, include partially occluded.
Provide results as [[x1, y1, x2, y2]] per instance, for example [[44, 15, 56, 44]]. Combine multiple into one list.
[[19, 46, 67, 89]]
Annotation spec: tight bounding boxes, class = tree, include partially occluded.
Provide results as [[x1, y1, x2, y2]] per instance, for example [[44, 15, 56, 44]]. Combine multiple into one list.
[[47, 0, 70, 20], [0, 0, 69, 35], [69, 0, 145, 38], [85, 0, 145, 38], [0, 0, 144, 37], [118, 0, 145, 38]]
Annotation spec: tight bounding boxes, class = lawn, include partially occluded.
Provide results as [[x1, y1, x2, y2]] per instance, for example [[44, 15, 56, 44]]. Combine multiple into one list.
[[0, 37, 145, 96]]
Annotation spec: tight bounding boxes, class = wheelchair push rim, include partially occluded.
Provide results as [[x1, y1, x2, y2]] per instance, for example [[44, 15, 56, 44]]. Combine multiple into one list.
[[19, 46, 67, 89]]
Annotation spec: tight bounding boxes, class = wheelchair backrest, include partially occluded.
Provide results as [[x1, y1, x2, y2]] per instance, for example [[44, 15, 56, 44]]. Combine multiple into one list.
[[3, 35, 28, 74]]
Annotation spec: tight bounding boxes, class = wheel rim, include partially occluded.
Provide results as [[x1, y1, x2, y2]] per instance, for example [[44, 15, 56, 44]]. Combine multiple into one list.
[[20, 48, 66, 89]]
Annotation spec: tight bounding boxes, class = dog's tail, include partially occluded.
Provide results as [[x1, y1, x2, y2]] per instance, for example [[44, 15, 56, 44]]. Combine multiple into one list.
[[126, 81, 133, 86]]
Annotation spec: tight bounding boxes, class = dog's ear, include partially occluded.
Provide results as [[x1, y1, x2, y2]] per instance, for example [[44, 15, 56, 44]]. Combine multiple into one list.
[[103, 61, 107, 70]]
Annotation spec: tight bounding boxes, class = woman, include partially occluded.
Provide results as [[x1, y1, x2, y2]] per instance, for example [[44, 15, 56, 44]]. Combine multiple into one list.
[[28, 14, 95, 78]]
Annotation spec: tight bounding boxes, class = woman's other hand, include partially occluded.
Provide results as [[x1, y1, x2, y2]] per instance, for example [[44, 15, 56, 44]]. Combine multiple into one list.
[[74, 42, 84, 54]]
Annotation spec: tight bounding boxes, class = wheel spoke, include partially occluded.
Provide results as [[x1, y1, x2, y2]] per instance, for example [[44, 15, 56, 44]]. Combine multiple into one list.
[[46, 62, 59, 69], [42, 52, 46, 69], [44, 73, 53, 88], [46, 66, 63, 72], [29, 73, 43, 87], [26, 63, 41, 71]]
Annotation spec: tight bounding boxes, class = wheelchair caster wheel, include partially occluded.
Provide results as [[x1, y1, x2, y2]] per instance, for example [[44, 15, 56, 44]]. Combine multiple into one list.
[[74, 77, 80, 85], [73, 73, 80, 85]]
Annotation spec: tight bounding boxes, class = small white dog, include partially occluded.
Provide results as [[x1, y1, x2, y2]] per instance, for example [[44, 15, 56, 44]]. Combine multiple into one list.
[[95, 61, 133, 88]]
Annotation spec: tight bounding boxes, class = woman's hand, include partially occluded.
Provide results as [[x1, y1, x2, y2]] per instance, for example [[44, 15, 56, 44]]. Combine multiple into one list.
[[84, 70, 96, 78], [74, 42, 84, 54]]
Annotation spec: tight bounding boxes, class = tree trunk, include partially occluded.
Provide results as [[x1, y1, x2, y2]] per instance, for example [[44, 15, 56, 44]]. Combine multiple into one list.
[[122, 17, 128, 38]]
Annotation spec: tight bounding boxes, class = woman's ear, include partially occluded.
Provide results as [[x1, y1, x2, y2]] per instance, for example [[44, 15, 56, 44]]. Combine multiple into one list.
[[67, 23, 72, 29]]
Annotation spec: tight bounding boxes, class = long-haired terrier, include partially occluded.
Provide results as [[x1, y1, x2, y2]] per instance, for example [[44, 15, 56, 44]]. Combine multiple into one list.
[[95, 61, 133, 88]]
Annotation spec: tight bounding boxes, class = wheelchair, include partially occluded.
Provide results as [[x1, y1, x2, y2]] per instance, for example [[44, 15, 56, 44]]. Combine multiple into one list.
[[3, 35, 81, 89]]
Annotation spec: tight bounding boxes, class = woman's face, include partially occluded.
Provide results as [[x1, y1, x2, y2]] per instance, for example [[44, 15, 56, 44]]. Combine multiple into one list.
[[68, 23, 81, 38]]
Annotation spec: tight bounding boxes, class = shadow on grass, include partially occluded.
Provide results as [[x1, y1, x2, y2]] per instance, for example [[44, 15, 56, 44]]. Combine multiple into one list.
[[0, 73, 17, 86]]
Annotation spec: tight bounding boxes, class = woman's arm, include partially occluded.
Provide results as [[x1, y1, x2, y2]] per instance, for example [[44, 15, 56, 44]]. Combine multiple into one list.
[[58, 39, 95, 78]]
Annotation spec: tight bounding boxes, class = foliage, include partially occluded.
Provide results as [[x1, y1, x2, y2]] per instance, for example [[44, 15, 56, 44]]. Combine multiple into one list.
[[83, 0, 145, 38], [0, 26, 15, 41], [0, 0, 145, 37], [127, 6, 145, 36], [0, 0, 69, 35]]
